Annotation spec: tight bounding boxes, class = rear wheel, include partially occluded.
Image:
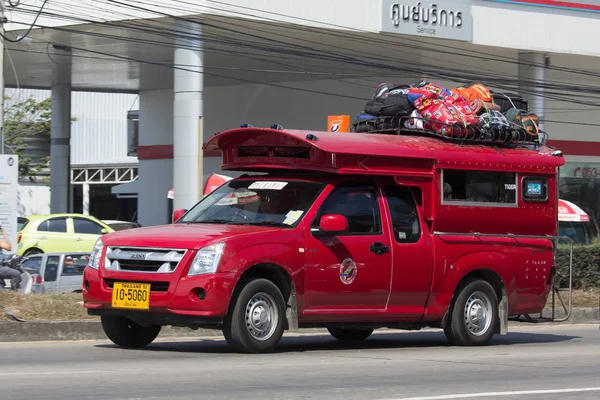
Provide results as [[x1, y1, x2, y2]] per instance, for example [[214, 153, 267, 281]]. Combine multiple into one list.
[[24, 248, 43, 257], [328, 327, 373, 341], [101, 315, 161, 348], [444, 279, 498, 346], [223, 278, 286, 353]]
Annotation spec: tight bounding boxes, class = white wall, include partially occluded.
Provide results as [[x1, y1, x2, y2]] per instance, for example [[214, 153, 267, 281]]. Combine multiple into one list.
[[5, 88, 138, 165], [17, 184, 50, 216], [472, 4, 600, 57]]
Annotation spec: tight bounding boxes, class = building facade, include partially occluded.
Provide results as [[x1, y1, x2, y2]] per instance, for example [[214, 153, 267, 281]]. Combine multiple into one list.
[[3, 0, 600, 227]]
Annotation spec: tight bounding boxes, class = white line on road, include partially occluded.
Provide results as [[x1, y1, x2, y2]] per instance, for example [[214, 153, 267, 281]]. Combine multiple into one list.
[[379, 387, 600, 400], [0, 370, 110, 377]]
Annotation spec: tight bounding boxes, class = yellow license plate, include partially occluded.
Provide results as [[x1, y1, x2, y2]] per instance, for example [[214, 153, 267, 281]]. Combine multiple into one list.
[[111, 282, 150, 310]]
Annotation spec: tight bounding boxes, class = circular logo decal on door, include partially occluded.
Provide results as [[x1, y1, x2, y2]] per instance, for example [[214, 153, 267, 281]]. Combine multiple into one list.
[[339, 258, 357, 285]]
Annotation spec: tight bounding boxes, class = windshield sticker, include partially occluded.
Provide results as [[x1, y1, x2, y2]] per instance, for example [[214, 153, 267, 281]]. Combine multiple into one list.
[[214, 191, 259, 206], [282, 210, 303, 225], [248, 181, 288, 190]]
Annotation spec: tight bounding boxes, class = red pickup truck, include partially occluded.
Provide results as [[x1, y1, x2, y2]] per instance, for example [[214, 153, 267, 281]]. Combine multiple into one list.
[[83, 126, 571, 353]]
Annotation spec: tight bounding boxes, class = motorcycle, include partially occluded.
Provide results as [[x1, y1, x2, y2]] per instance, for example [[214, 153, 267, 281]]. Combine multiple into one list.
[[0, 254, 34, 294]]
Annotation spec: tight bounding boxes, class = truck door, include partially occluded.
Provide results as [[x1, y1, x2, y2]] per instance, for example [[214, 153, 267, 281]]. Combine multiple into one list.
[[304, 183, 393, 311], [382, 185, 434, 317]]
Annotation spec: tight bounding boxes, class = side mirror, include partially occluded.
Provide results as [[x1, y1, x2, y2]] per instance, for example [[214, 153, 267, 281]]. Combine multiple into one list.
[[317, 214, 348, 235], [101, 228, 109, 234], [172, 209, 187, 223]]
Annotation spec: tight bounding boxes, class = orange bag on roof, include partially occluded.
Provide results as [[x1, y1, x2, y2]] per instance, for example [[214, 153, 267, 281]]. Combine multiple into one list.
[[453, 83, 492, 103]]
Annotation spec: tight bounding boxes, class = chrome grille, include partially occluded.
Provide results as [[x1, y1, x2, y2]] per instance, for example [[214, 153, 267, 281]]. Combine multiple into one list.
[[105, 247, 186, 273]]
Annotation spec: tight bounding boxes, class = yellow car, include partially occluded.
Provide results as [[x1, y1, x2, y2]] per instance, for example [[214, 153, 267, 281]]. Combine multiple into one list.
[[17, 214, 115, 256]]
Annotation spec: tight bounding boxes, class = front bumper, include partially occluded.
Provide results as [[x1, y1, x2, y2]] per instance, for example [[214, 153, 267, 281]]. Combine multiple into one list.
[[82, 265, 238, 324]]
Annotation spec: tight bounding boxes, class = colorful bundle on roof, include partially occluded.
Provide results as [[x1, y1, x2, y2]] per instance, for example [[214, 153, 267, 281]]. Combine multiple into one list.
[[351, 81, 544, 146]]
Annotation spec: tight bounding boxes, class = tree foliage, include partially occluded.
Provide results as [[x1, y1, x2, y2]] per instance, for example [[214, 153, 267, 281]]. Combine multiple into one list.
[[3, 96, 51, 180]]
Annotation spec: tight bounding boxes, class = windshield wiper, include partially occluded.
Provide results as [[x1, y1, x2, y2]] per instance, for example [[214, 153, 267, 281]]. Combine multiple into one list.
[[189, 219, 239, 225], [245, 221, 288, 227]]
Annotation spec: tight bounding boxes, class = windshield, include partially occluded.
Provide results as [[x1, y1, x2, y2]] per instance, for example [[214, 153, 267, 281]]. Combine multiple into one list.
[[180, 178, 325, 228]]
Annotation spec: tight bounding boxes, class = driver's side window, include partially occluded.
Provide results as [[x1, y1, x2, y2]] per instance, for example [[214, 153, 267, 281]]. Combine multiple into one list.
[[312, 184, 381, 235]]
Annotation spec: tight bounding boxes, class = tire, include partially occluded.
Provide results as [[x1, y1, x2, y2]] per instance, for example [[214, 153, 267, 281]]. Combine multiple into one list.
[[100, 315, 161, 348], [223, 278, 286, 353], [24, 248, 43, 257], [328, 327, 373, 341], [444, 279, 499, 346]]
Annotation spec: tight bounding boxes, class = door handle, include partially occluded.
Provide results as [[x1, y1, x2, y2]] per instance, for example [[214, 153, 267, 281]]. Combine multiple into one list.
[[369, 242, 389, 255], [39, 236, 46, 240], [75, 237, 83, 242]]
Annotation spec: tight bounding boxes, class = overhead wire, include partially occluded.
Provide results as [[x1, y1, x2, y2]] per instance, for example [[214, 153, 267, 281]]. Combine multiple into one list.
[[10, 1, 600, 94], [5, 2, 600, 118], [1, 0, 48, 42]]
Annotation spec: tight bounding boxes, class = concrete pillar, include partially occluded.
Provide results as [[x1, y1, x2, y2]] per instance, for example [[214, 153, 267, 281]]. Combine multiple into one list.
[[173, 20, 203, 210], [137, 88, 174, 227], [518, 52, 546, 136], [82, 183, 90, 215], [50, 45, 72, 213]]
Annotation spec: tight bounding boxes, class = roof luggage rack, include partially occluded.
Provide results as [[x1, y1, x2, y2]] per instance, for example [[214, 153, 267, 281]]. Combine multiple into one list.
[[351, 115, 547, 149]]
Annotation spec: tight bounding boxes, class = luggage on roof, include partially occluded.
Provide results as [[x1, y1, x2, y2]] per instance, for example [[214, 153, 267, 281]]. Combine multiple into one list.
[[351, 81, 543, 147]]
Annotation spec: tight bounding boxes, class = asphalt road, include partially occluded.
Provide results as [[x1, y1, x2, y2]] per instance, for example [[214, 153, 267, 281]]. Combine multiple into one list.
[[0, 324, 599, 400]]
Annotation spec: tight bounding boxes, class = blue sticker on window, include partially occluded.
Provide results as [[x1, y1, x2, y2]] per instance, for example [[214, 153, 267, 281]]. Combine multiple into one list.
[[527, 183, 542, 196]]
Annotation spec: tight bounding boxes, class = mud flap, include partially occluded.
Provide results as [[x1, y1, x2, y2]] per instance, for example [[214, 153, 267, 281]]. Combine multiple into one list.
[[286, 285, 299, 331], [499, 289, 508, 335]]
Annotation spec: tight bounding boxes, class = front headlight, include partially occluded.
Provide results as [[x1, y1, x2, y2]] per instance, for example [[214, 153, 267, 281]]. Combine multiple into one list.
[[88, 238, 104, 270], [188, 242, 225, 276]]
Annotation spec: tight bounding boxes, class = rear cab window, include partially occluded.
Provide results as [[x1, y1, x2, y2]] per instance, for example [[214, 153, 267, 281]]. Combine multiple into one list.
[[441, 169, 517, 206], [62, 254, 90, 276], [22, 256, 43, 275]]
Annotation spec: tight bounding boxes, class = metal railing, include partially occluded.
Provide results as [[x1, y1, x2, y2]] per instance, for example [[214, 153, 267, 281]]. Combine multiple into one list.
[[432, 231, 574, 323]]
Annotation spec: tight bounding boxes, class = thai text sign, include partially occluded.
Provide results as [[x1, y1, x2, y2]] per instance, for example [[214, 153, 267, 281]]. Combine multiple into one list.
[[0, 155, 19, 255], [381, 0, 473, 42]]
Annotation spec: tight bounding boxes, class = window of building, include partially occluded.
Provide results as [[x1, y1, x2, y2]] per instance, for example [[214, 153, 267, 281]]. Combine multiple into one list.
[[37, 218, 67, 233], [313, 185, 382, 235], [442, 170, 517, 205], [522, 177, 548, 202], [384, 186, 421, 243], [73, 218, 104, 235]]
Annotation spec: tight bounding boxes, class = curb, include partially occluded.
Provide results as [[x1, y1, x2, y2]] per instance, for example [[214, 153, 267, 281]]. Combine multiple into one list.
[[0, 307, 597, 343]]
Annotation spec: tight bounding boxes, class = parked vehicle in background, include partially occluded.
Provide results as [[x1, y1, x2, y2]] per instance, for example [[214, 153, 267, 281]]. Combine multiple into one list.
[[558, 199, 595, 244], [102, 220, 141, 231], [17, 217, 28, 232], [23, 252, 89, 293], [17, 214, 114, 256]]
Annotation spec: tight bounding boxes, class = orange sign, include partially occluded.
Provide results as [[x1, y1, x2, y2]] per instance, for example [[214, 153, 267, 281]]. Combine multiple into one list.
[[327, 115, 350, 132]]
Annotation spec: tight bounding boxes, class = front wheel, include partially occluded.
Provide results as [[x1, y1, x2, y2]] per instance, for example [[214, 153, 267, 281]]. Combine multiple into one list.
[[101, 315, 161, 348], [328, 327, 373, 341], [223, 278, 286, 353], [444, 279, 499, 346]]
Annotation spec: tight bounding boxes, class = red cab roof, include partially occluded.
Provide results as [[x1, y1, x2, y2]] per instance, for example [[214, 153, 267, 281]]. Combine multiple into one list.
[[204, 128, 565, 174]]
